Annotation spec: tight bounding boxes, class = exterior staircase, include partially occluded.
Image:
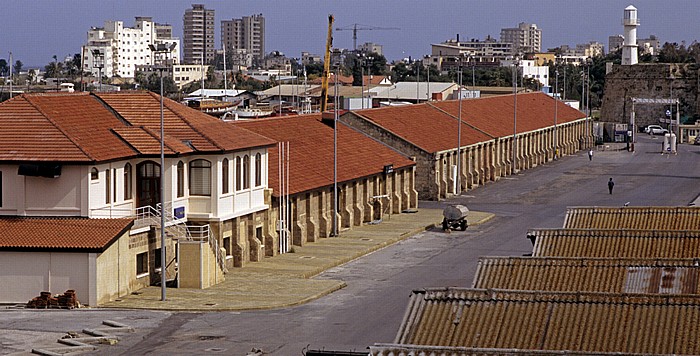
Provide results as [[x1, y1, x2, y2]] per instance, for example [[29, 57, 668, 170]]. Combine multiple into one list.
[[133, 203, 228, 278]]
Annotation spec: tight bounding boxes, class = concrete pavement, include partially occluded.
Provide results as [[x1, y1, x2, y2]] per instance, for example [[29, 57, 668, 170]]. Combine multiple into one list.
[[101, 208, 494, 311]]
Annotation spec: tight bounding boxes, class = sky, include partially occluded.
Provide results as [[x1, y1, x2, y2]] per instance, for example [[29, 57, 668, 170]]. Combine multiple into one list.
[[3, 0, 700, 68]]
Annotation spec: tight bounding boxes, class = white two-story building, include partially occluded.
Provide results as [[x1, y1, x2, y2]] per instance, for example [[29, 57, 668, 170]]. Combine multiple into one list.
[[0, 91, 276, 305]]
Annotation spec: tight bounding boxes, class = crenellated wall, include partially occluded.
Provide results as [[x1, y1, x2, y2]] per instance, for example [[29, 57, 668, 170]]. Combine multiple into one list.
[[600, 63, 700, 127]]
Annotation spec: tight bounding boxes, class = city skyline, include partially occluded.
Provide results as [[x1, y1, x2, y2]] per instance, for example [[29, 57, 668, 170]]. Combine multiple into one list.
[[2, 0, 699, 68]]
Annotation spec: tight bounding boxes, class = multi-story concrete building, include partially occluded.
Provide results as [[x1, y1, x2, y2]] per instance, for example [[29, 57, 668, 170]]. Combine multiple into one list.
[[135, 63, 209, 89], [222, 14, 265, 64], [609, 35, 624, 53], [359, 42, 383, 56], [183, 4, 215, 64], [500, 22, 542, 54], [431, 36, 513, 71], [82, 17, 180, 79], [609, 34, 661, 56]]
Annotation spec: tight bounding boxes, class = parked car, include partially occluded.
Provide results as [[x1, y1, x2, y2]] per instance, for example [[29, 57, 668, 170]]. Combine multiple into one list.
[[644, 125, 669, 135]]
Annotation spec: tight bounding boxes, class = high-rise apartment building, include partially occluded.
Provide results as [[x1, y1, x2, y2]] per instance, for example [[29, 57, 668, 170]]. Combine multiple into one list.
[[222, 14, 265, 64], [82, 16, 180, 79], [183, 4, 215, 64], [500, 22, 542, 54]]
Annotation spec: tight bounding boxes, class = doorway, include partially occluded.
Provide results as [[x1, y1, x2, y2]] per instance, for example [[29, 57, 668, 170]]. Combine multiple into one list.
[[137, 161, 161, 208]]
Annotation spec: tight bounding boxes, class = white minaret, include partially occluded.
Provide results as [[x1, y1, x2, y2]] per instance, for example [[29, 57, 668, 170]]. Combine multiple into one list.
[[622, 5, 639, 65]]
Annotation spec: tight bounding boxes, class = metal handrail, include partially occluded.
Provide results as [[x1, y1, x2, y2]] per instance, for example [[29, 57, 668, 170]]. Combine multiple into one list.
[[94, 203, 226, 273]]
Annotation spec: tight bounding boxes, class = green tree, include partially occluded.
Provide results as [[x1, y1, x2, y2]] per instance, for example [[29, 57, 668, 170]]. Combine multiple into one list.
[[13, 60, 23, 75], [0, 59, 7, 77], [44, 55, 63, 78], [143, 73, 177, 94]]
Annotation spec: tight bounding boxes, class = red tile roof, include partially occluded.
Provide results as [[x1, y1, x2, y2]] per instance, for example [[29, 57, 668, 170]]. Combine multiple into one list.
[[356, 92, 585, 153], [0, 92, 276, 163], [0, 217, 133, 251], [234, 114, 416, 196]]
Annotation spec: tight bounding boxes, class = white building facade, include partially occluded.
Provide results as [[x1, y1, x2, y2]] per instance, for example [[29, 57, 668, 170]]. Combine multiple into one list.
[[82, 17, 180, 79]]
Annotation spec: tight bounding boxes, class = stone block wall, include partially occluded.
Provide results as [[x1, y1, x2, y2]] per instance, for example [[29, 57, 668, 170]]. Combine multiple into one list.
[[600, 63, 700, 127], [266, 167, 418, 252]]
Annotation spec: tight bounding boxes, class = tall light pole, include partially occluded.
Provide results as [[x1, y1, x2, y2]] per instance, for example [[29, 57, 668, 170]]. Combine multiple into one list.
[[512, 56, 519, 174], [554, 68, 559, 159], [331, 49, 342, 237], [149, 42, 175, 302], [455, 56, 464, 195], [92, 49, 104, 92]]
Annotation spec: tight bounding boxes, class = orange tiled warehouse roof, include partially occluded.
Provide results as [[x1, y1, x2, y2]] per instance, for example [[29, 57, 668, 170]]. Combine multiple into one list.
[[0, 92, 276, 163], [355, 92, 585, 153], [234, 114, 416, 196]]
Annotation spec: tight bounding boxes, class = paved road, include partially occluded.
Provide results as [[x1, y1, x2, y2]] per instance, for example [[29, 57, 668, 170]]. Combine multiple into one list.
[[2, 135, 699, 356]]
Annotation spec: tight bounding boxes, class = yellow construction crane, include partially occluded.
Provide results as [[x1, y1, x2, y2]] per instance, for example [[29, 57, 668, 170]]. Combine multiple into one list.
[[335, 23, 400, 51], [320, 14, 334, 112]]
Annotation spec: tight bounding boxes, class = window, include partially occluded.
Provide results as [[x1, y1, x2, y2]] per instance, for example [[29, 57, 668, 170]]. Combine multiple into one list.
[[222, 158, 230, 194], [223, 236, 231, 258], [105, 169, 111, 204], [177, 161, 185, 197], [154, 248, 162, 270], [235, 156, 242, 191], [124, 163, 132, 200], [136, 252, 148, 275], [113, 169, 117, 202], [189, 159, 211, 196], [90, 167, 98, 180], [255, 153, 262, 187], [256, 226, 263, 244], [242, 155, 250, 189]]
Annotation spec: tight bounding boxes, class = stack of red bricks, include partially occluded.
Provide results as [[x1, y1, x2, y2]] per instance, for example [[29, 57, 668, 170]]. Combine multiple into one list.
[[26, 290, 79, 309]]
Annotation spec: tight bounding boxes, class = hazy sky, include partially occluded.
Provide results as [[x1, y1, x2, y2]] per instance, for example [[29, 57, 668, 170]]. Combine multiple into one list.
[[3, 0, 699, 68]]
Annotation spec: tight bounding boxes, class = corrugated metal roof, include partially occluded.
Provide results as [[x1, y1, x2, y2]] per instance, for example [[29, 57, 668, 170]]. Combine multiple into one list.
[[473, 256, 700, 294], [528, 228, 700, 258], [370, 343, 677, 356], [563, 206, 700, 229], [369, 82, 459, 100], [395, 287, 700, 355]]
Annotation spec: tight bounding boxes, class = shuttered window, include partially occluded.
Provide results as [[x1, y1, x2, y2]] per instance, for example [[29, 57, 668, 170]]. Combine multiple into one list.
[[189, 159, 211, 196], [235, 156, 242, 191], [222, 158, 230, 194], [242, 155, 250, 189], [124, 163, 132, 200], [105, 169, 111, 204], [177, 161, 185, 197], [255, 153, 262, 187]]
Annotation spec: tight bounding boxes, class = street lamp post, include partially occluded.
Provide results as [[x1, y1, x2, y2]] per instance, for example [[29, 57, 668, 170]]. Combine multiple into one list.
[[554, 68, 559, 160], [331, 50, 342, 237], [512, 56, 519, 174], [455, 56, 464, 195], [148, 43, 175, 302]]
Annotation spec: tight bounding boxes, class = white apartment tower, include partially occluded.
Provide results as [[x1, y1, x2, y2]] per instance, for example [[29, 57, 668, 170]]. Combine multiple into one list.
[[183, 4, 215, 64], [222, 14, 265, 64], [500, 22, 542, 54], [83, 17, 180, 79], [622, 5, 639, 65]]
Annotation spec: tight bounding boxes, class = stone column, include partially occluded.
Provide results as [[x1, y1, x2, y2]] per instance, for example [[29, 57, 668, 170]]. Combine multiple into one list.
[[292, 195, 306, 246]]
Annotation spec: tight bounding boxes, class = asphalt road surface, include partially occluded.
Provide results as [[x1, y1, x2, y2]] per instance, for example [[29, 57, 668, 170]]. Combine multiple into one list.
[[2, 134, 699, 356]]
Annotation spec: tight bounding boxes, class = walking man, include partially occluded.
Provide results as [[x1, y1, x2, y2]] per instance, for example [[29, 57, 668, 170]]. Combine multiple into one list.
[[588, 149, 593, 161], [608, 178, 615, 194]]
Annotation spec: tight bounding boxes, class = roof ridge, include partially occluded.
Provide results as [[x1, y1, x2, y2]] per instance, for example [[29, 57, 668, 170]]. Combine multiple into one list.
[[139, 125, 182, 154], [23, 95, 97, 162], [426, 101, 496, 139], [154, 92, 225, 151]]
